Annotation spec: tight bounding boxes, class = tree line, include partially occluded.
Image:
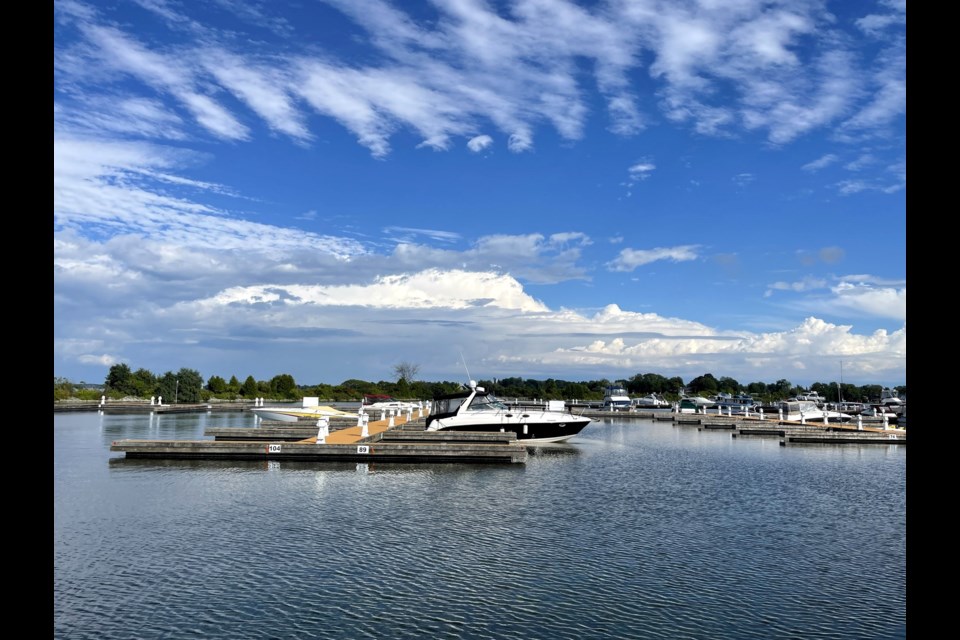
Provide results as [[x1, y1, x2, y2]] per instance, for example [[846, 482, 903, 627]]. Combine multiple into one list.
[[53, 363, 906, 405]]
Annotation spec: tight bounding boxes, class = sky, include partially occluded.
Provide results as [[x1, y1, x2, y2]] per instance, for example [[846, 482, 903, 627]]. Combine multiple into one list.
[[53, 0, 906, 391]]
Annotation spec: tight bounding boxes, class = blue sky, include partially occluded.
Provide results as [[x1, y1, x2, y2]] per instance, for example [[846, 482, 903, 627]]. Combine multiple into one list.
[[53, 0, 906, 390]]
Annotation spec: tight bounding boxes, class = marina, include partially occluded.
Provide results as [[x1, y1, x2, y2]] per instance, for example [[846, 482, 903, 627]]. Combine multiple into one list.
[[108, 401, 904, 466], [57, 409, 907, 640]]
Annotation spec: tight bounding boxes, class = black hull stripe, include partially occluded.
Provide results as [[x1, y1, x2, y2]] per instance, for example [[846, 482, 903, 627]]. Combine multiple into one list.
[[434, 422, 591, 441]]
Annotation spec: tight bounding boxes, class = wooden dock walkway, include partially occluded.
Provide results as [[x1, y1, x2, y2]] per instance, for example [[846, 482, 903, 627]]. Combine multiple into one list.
[[579, 408, 906, 444], [110, 411, 528, 463]]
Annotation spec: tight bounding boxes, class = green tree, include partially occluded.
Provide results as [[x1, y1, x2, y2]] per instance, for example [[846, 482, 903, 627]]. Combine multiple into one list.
[[771, 379, 793, 398], [688, 373, 718, 395], [270, 374, 297, 398], [54, 376, 75, 402], [105, 363, 134, 395], [565, 382, 591, 400], [669, 376, 684, 388], [338, 379, 378, 398], [174, 368, 204, 403], [716, 376, 740, 394], [207, 375, 227, 394], [240, 375, 258, 398], [156, 371, 177, 403], [131, 368, 157, 397], [227, 375, 241, 394]]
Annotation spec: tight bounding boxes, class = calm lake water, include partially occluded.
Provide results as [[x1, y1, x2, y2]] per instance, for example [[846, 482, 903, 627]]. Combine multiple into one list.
[[54, 410, 906, 639]]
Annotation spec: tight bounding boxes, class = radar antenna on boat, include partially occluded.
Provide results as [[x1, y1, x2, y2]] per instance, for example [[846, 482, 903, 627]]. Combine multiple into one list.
[[458, 351, 473, 388]]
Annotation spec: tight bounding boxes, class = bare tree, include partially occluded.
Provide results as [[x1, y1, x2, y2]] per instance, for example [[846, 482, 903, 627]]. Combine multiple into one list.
[[393, 361, 421, 382]]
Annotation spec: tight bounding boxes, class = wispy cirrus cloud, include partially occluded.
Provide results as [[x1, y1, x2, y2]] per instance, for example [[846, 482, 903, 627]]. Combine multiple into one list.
[[607, 245, 701, 272], [55, 0, 906, 156]]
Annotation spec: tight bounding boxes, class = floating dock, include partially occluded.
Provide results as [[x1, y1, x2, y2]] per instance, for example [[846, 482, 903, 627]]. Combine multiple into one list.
[[110, 412, 528, 464]]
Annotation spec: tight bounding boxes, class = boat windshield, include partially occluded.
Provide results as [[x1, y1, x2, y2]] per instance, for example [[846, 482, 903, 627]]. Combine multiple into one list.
[[434, 396, 470, 414], [468, 393, 509, 411]]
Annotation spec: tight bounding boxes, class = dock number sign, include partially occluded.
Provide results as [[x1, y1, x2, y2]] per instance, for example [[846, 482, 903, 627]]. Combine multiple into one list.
[[357, 446, 370, 454], [268, 444, 282, 453]]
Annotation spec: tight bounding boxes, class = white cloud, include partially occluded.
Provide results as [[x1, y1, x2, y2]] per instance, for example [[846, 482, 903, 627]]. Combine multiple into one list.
[[56, 0, 905, 156], [607, 245, 701, 272], [53, 1, 906, 388], [802, 154, 838, 172], [53, 135, 368, 262], [205, 269, 549, 312], [467, 135, 493, 152], [202, 51, 311, 142], [627, 160, 656, 183]]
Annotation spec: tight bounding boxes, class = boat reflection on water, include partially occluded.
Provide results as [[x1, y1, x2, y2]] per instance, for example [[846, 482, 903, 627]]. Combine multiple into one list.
[[523, 442, 582, 458]]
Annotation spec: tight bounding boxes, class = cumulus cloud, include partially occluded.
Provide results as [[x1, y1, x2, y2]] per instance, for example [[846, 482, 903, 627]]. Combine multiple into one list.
[[467, 135, 493, 152], [53, 1, 906, 388]]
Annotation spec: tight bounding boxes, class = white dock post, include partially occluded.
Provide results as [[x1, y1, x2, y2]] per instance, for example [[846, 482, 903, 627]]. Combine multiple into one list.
[[824, 414, 829, 425], [100, 395, 106, 408], [316, 418, 328, 444], [361, 418, 369, 437], [800, 414, 806, 424], [357, 411, 363, 426], [883, 414, 889, 429], [388, 414, 395, 427], [380, 409, 386, 422], [857, 414, 863, 430], [778, 408, 783, 421], [759, 408, 764, 421], [150, 396, 155, 406], [158, 396, 163, 406]]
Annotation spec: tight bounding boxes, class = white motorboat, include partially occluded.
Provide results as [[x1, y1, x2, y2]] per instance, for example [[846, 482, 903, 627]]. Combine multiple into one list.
[[879, 388, 904, 414], [250, 397, 355, 423], [601, 385, 632, 410], [711, 393, 758, 413], [778, 400, 852, 423], [793, 390, 826, 406], [361, 394, 420, 412], [677, 395, 715, 413], [426, 380, 592, 444], [860, 405, 899, 421], [632, 393, 670, 409]]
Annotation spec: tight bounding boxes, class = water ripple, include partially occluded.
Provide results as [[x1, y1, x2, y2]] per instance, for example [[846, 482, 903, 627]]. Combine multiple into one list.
[[55, 414, 905, 639]]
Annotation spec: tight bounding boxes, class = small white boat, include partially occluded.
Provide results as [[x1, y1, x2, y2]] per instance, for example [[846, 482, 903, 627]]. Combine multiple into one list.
[[676, 396, 715, 413], [361, 394, 420, 412], [632, 393, 670, 409], [251, 397, 355, 423], [793, 391, 826, 406], [426, 380, 592, 444]]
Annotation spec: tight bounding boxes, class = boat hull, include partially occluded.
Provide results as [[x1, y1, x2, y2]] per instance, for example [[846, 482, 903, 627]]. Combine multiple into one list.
[[429, 418, 592, 444], [251, 407, 353, 422]]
